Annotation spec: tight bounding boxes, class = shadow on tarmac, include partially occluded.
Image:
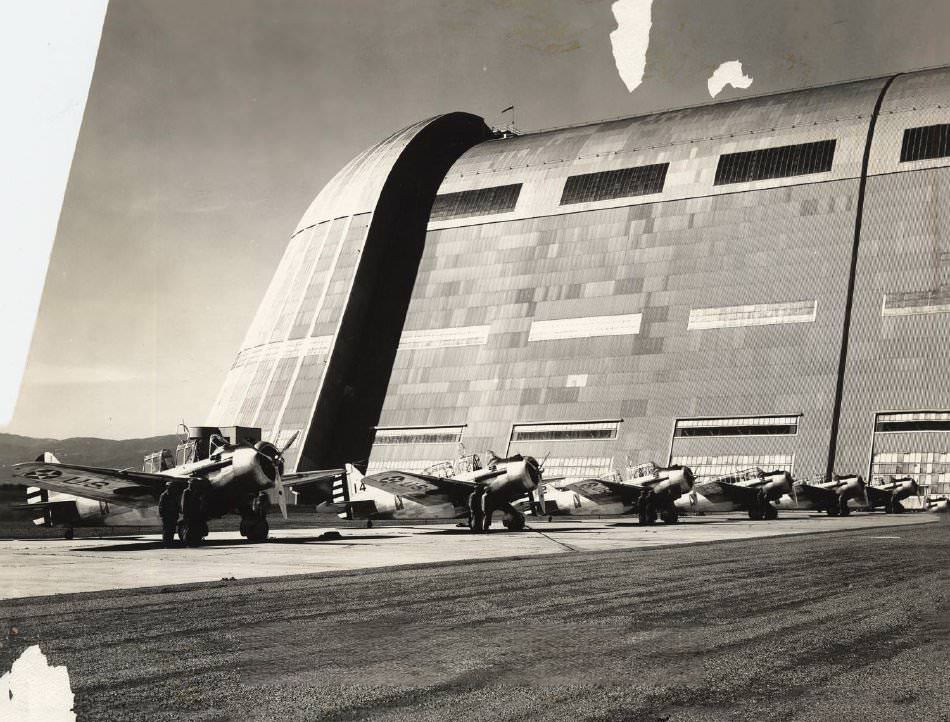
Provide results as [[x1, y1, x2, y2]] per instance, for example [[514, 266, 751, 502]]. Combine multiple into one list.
[[71, 534, 402, 552], [418, 526, 601, 535]]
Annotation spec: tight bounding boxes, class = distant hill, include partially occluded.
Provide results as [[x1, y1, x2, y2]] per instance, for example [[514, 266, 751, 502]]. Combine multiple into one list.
[[0, 432, 181, 474]]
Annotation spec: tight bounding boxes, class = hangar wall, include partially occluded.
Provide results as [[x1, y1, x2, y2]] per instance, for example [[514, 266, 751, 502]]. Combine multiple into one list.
[[212, 67, 950, 496], [207, 113, 491, 471]]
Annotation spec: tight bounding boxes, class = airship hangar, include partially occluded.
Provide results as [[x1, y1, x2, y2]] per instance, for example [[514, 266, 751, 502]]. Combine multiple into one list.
[[208, 66, 950, 505]]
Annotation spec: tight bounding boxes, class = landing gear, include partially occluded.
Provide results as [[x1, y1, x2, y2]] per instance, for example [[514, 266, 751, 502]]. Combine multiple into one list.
[[64, 527, 74, 540], [838, 498, 851, 517], [178, 520, 208, 547], [467, 488, 488, 533], [660, 507, 679, 524], [245, 518, 269, 542], [637, 492, 658, 525], [239, 493, 271, 543], [763, 505, 778, 520], [748, 507, 764, 521], [501, 504, 526, 531]]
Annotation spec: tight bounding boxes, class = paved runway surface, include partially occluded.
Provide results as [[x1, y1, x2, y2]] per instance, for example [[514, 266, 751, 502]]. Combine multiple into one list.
[[0, 512, 933, 599], [0, 514, 947, 721]]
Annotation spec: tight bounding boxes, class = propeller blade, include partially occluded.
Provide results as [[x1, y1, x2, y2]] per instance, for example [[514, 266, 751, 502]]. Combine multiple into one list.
[[275, 474, 288, 520], [280, 430, 300, 455]]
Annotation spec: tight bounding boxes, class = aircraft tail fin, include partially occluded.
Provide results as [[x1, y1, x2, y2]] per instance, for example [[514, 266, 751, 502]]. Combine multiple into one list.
[[26, 486, 51, 526], [35, 451, 61, 464], [338, 464, 366, 519]]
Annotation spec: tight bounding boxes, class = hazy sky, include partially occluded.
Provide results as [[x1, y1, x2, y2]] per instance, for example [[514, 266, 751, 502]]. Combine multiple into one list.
[[9, 0, 950, 439]]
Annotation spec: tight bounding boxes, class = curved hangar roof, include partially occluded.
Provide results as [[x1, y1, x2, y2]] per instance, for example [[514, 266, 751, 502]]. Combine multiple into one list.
[[427, 68, 950, 230]]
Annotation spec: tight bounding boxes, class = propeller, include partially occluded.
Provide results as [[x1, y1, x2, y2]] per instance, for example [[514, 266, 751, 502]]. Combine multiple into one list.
[[252, 431, 301, 520]]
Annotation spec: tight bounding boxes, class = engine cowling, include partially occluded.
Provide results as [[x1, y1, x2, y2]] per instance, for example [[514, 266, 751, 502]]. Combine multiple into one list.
[[651, 466, 695, 499], [760, 471, 794, 500]]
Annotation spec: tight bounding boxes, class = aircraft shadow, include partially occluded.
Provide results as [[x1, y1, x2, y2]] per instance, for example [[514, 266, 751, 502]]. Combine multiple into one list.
[[71, 534, 402, 552], [418, 526, 600, 535]]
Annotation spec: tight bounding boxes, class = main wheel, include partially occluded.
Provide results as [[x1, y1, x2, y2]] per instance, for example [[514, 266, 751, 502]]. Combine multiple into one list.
[[182, 524, 203, 547], [748, 507, 764, 521], [764, 505, 778, 520], [503, 512, 526, 531], [246, 519, 269, 542], [660, 508, 679, 524], [64, 528, 74, 540]]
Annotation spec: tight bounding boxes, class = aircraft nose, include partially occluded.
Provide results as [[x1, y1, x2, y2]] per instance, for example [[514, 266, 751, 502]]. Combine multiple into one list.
[[524, 456, 542, 488]]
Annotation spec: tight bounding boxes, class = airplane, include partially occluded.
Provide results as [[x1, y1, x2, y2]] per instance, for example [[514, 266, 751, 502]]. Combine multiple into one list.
[[863, 476, 919, 513], [317, 451, 543, 532], [8, 426, 343, 545], [525, 462, 695, 525], [674, 467, 794, 520], [773, 475, 869, 516], [12, 454, 160, 539], [924, 495, 949, 513]]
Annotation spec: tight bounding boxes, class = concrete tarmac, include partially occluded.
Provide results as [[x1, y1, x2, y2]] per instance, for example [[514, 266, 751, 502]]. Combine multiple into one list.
[[0, 520, 947, 721], [0, 511, 934, 599]]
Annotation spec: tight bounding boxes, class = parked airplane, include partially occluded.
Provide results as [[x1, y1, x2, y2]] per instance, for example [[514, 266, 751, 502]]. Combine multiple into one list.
[[773, 475, 868, 516], [528, 462, 695, 524], [9, 426, 342, 545], [863, 476, 919, 513], [674, 467, 794, 520], [12, 455, 159, 538], [318, 451, 543, 532], [925, 495, 949, 513]]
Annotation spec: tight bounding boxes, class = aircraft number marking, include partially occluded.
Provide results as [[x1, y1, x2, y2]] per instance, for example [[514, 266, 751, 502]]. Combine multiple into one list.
[[22, 468, 111, 490]]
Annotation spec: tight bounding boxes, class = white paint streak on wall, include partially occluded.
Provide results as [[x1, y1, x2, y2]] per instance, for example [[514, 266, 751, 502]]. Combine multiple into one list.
[[707, 60, 754, 98], [0, 645, 76, 721], [0, 2, 108, 427], [609, 0, 654, 92]]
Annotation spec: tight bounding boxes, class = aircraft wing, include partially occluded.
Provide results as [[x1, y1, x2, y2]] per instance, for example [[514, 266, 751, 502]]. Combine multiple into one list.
[[563, 478, 639, 505], [281, 468, 345, 489], [794, 482, 835, 506], [693, 479, 758, 507], [360, 470, 474, 507], [9, 462, 178, 509]]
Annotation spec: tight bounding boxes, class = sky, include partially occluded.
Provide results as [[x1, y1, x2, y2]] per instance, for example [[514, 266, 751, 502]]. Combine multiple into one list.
[[7, 0, 950, 440]]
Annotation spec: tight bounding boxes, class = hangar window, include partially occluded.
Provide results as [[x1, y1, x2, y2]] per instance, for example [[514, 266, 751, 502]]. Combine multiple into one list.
[[875, 411, 950, 433], [882, 289, 950, 317], [373, 425, 466, 446], [559, 163, 668, 205], [687, 300, 817, 330], [671, 455, 794, 480], [510, 420, 621, 442], [900, 124, 950, 163], [429, 183, 521, 221], [674, 416, 800, 437], [714, 139, 836, 185], [534, 457, 613, 481], [528, 313, 642, 341], [398, 325, 490, 350]]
